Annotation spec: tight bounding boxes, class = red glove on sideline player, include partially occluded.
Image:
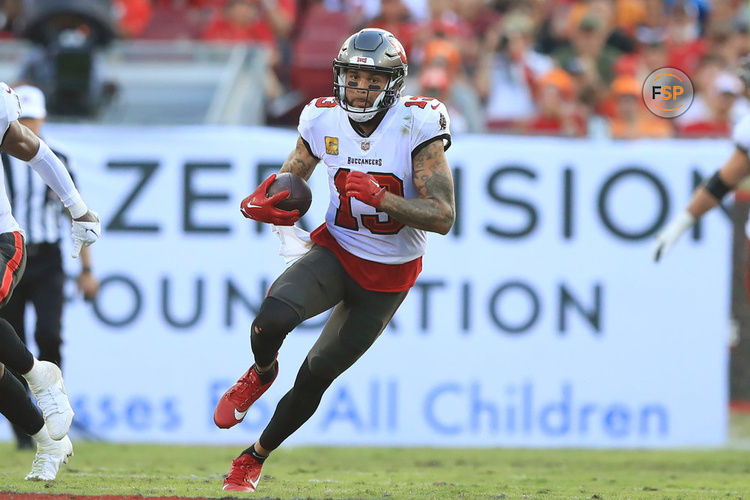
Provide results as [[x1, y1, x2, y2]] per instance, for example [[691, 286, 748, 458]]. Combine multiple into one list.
[[240, 174, 300, 226], [345, 171, 386, 208]]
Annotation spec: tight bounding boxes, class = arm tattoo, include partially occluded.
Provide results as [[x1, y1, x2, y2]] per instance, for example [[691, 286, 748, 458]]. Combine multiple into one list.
[[280, 136, 320, 180], [378, 139, 456, 234]]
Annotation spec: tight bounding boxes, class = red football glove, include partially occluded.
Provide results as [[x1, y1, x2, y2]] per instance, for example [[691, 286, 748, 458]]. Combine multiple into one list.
[[240, 174, 300, 226], [344, 171, 386, 208]]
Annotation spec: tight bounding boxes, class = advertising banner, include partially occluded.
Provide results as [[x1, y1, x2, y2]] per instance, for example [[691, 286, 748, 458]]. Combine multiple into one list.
[[0, 127, 732, 447]]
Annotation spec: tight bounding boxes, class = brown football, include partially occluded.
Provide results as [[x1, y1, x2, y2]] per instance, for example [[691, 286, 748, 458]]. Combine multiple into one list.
[[266, 172, 312, 216]]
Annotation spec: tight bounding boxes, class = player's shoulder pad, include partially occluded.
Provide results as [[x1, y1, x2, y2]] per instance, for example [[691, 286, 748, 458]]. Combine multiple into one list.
[[400, 95, 449, 116], [400, 95, 451, 152], [298, 97, 338, 159], [402, 96, 449, 129], [732, 114, 750, 152], [0, 82, 21, 138], [300, 97, 338, 124]]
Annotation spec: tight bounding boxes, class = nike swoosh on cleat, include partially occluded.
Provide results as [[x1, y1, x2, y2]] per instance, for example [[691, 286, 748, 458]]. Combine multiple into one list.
[[234, 408, 248, 421], [249, 476, 260, 489]]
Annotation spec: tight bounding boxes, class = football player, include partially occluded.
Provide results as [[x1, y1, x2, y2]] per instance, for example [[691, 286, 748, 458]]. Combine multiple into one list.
[[653, 60, 750, 264], [215, 28, 455, 492], [0, 82, 100, 480]]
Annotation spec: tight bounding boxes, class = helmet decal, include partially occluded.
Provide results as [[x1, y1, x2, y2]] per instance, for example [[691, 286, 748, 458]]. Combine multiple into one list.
[[385, 35, 408, 65], [351, 56, 376, 65]]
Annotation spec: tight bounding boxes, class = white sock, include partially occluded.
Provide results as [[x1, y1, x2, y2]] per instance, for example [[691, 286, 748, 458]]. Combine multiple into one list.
[[23, 358, 49, 390], [31, 425, 55, 449]]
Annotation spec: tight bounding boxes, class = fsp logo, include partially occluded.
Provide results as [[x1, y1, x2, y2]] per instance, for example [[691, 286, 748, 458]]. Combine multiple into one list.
[[652, 84, 683, 100], [643, 67, 694, 118]]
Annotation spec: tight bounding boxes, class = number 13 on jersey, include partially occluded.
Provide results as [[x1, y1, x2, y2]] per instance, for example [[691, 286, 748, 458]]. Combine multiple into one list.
[[333, 168, 404, 235]]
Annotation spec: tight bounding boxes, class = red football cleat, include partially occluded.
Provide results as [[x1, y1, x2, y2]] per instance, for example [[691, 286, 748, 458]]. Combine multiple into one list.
[[222, 453, 263, 492], [214, 362, 278, 429]]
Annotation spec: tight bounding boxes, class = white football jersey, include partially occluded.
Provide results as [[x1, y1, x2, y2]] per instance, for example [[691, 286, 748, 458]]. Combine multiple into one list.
[[0, 82, 21, 140], [732, 115, 750, 238], [0, 82, 22, 235], [298, 95, 451, 264]]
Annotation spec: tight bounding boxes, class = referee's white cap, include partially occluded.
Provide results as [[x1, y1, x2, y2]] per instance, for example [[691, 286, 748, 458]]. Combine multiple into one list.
[[15, 85, 46, 119]]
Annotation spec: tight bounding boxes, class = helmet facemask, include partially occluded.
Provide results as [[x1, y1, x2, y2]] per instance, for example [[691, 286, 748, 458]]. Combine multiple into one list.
[[333, 61, 405, 122]]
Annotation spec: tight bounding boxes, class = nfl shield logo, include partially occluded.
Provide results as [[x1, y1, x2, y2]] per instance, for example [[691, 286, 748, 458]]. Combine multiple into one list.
[[361, 140, 370, 151]]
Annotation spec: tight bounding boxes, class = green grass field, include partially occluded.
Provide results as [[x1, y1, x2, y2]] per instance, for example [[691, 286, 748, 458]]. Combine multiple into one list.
[[1, 415, 750, 499]]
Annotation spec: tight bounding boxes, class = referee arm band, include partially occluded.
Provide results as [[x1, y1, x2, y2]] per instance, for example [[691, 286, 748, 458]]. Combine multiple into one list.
[[703, 170, 732, 201]]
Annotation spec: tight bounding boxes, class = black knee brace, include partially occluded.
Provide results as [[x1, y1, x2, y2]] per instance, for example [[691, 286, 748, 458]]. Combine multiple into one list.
[[250, 297, 301, 367]]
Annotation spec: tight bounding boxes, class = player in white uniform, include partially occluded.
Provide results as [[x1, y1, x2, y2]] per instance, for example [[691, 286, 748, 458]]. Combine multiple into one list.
[[0, 82, 100, 481], [214, 28, 455, 492], [653, 60, 750, 263]]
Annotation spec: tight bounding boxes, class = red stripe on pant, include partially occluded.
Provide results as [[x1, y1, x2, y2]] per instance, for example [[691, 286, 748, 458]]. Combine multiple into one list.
[[0, 231, 23, 303]]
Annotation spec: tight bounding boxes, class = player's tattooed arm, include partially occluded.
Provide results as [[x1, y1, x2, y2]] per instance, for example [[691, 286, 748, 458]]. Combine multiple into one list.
[[280, 136, 320, 181], [378, 139, 455, 235]]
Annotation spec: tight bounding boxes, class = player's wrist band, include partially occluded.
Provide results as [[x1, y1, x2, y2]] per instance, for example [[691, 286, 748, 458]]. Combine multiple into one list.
[[703, 170, 731, 201], [67, 199, 88, 218], [81, 266, 92, 274]]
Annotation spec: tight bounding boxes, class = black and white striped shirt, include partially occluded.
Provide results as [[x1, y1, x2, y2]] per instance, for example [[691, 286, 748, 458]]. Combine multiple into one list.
[[1, 143, 73, 245]]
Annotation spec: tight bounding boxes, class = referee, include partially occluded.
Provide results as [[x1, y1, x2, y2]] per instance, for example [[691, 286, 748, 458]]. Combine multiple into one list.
[[0, 85, 99, 449]]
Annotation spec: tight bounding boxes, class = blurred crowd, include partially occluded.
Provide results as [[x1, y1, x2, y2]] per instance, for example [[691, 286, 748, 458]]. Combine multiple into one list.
[[2, 0, 750, 138]]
